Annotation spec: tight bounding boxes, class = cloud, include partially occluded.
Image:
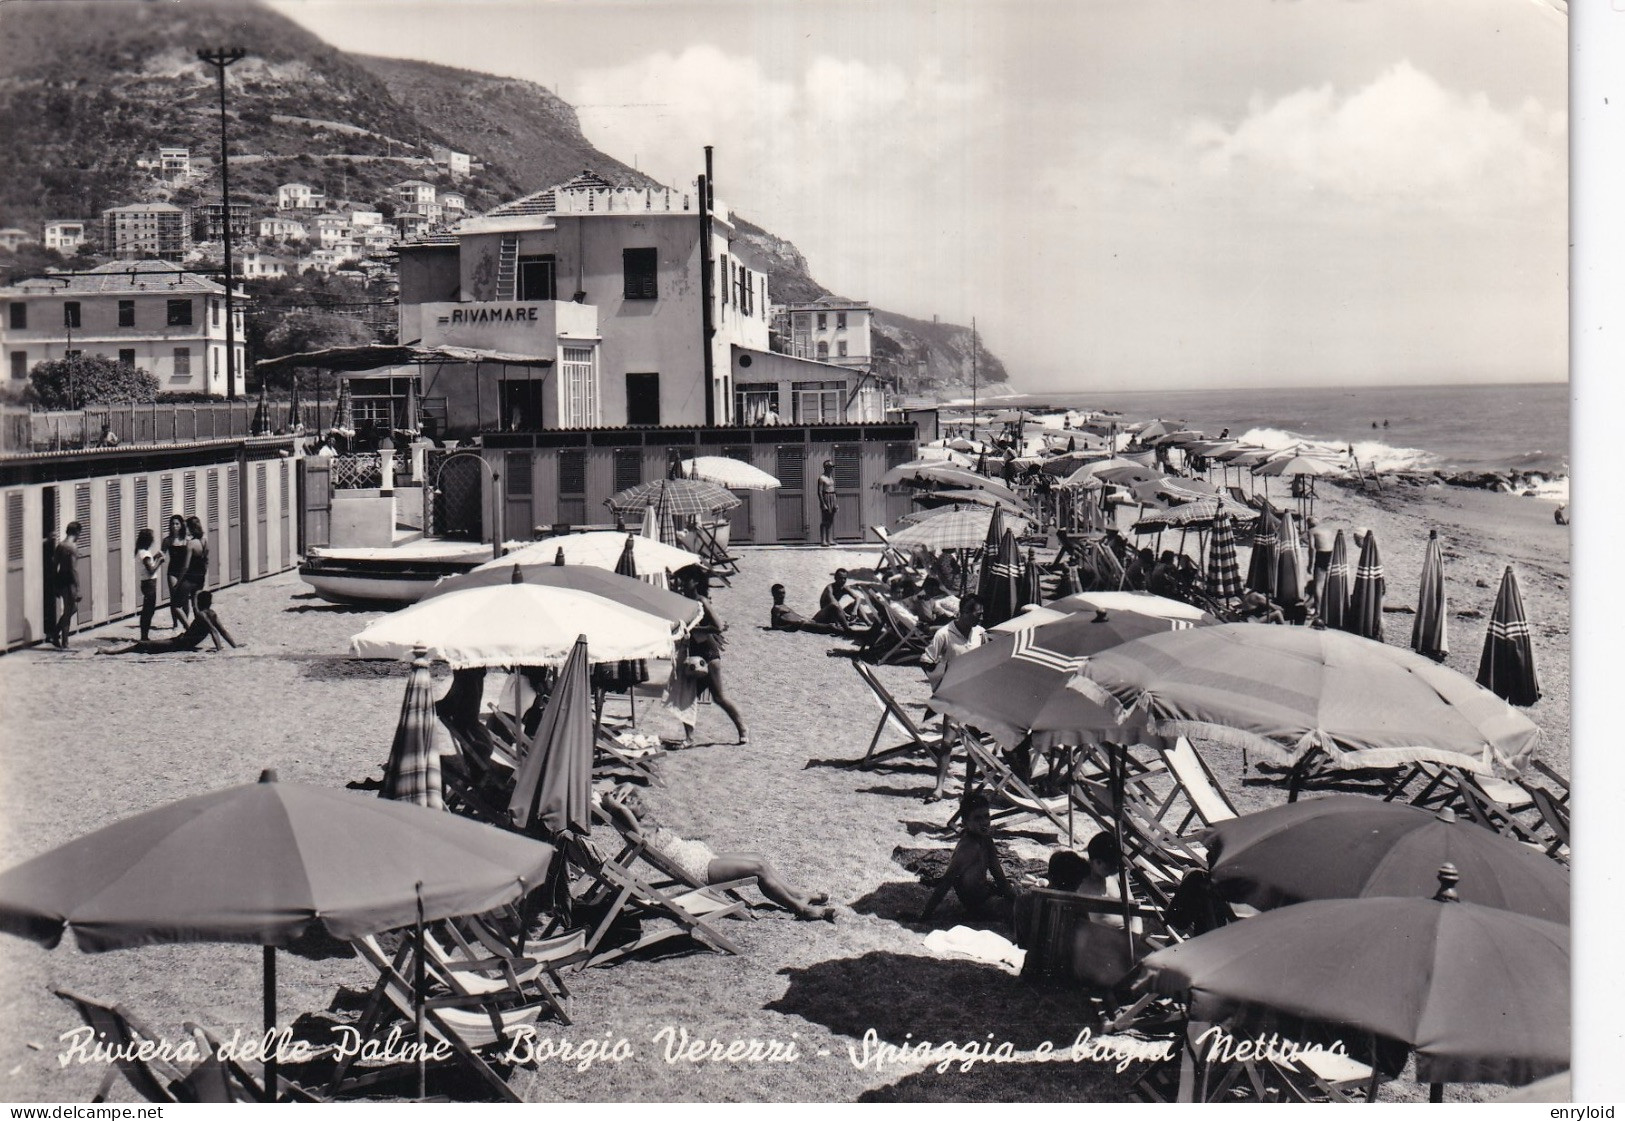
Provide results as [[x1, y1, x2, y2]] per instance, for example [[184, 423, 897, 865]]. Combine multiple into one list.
[[1187, 61, 1565, 214]]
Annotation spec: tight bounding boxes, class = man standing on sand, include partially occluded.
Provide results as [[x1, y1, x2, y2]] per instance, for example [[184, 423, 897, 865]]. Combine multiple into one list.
[[817, 459, 838, 547], [1307, 517, 1336, 606], [49, 522, 82, 649], [921, 594, 988, 804]]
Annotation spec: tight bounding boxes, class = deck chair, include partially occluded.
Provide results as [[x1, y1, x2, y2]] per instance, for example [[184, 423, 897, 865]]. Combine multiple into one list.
[[335, 934, 538, 1102], [1524, 785, 1570, 863], [591, 800, 763, 919], [1528, 758, 1571, 804], [957, 733, 1076, 839], [1382, 761, 1533, 816], [1147, 737, 1239, 835], [1440, 766, 1545, 845], [868, 598, 932, 666], [561, 834, 748, 967], [55, 989, 268, 1103], [848, 661, 945, 769], [592, 723, 662, 784], [689, 520, 739, 584], [423, 916, 588, 1027], [870, 526, 915, 577], [440, 723, 517, 826], [1269, 1049, 1385, 1103]]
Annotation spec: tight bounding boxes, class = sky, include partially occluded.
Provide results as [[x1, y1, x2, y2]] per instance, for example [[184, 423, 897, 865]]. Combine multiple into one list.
[[264, 0, 1568, 392]]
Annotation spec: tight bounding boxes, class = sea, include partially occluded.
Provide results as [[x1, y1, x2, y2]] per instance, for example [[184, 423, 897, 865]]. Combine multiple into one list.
[[938, 382, 1570, 499]]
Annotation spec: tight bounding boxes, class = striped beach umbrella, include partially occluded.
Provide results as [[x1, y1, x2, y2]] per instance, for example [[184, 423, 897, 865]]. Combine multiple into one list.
[[250, 383, 271, 436], [975, 506, 1008, 604], [1022, 548, 1044, 609], [381, 644, 444, 810], [287, 373, 304, 432], [1245, 506, 1278, 600], [596, 535, 652, 693], [1346, 530, 1386, 641], [1477, 566, 1541, 706], [1412, 530, 1449, 663], [1205, 512, 1244, 601], [608, 477, 740, 518], [981, 529, 1025, 628], [1275, 511, 1306, 612], [1318, 530, 1352, 630]]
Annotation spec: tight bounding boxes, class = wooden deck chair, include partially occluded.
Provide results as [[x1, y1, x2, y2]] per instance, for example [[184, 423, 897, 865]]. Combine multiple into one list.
[[1269, 1049, 1384, 1103], [1528, 758, 1571, 805], [440, 724, 517, 826], [561, 834, 747, 967], [870, 526, 915, 576], [1440, 766, 1544, 844], [592, 723, 661, 784], [185, 1022, 325, 1102], [424, 917, 588, 1027], [869, 598, 932, 666], [689, 520, 739, 584], [590, 800, 763, 919], [335, 934, 536, 1101], [1147, 737, 1239, 835], [1383, 761, 1534, 816], [848, 661, 945, 769], [958, 733, 1075, 839], [1524, 784, 1570, 862]]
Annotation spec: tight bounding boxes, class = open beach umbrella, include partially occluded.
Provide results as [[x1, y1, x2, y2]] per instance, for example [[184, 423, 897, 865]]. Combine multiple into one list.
[[481, 532, 700, 577], [913, 488, 1032, 515], [1345, 531, 1386, 641], [0, 770, 555, 1096], [892, 508, 1027, 553], [1244, 506, 1278, 600], [381, 645, 445, 810], [1049, 591, 1219, 625], [351, 583, 677, 669], [1252, 454, 1341, 479], [1205, 796, 1567, 923], [1133, 496, 1256, 532], [1142, 868, 1569, 1089], [1205, 513, 1243, 601], [681, 456, 780, 490], [1318, 529, 1352, 630], [979, 529, 1026, 628], [419, 562, 698, 629], [607, 477, 739, 518], [1477, 566, 1541, 706], [1136, 420, 1180, 441], [509, 636, 595, 837], [1094, 463, 1164, 489], [1077, 623, 1541, 774], [1412, 530, 1449, 663], [1060, 457, 1145, 488]]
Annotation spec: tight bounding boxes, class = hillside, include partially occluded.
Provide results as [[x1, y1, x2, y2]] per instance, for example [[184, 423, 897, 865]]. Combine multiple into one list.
[[0, 0, 1004, 395]]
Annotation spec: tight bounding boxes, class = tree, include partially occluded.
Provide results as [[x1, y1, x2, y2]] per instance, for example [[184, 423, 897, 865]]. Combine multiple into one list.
[[27, 354, 159, 409]]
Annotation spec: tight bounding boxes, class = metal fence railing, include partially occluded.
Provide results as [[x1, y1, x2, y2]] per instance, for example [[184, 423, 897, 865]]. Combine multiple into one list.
[[0, 401, 339, 455]]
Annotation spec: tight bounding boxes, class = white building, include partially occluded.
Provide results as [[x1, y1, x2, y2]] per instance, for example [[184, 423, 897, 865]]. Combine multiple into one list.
[[313, 214, 352, 248], [102, 203, 189, 261], [0, 229, 33, 253], [258, 216, 307, 242], [239, 253, 291, 279], [347, 210, 384, 229], [43, 221, 87, 254], [359, 224, 399, 253], [431, 147, 471, 178], [774, 297, 874, 370], [439, 193, 467, 215], [277, 183, 325, 211], [0, 260, 246, 395], [395, 180, 437, 211]]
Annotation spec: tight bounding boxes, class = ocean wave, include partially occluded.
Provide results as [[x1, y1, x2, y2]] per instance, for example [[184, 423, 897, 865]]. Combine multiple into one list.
[[1235, 427, 1438, 474]]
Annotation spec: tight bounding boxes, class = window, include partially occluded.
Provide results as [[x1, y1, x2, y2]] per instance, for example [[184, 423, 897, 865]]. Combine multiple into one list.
[[7, 303, 24, 329], [211, 299, 220, 327], [118, 348, 136, 367], [816, 341, 829, 359], [837, 312, 847, 329], [558, 449, 586, 495], [838, 341, 848, 358], [167, 298, 193, 326], [734, 383, 781, 425], [9, 352, 26, 379], [63, 302, 81, 329], [625, 372, 660, 426], [816, 312, 827, 330], [505, 452, 532, 496], [517, 255, 556, 302], [213, 347, 220, 380], [173, 347, 191, 377], [118, 300, 135, 327], [622, 248, 657, 300], [793, 380, 844, 424], [612, 448, 641, 493], [718, 255, 730, 305], [558, 346, 598, 427]]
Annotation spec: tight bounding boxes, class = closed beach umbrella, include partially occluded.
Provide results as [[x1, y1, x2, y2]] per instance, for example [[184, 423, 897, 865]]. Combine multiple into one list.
[[381, 644, 445, 810], [420, 562, 698, 629], [287, 374, 305, 432], [980, 529, 1025, 628], [1078, 623, 1541, 774], [607, 477, 740, 518], [509, 636, 595, 837], [251, 383, 271, 436], [1318, 529, 1352, 630], [681, 455, 780, 490], [350, 583, 677, 668], [1245, 506, 1278, 600], [1275, 511, 1306, 611], [332, 377, 353, 435], [1204, 512, 1243, 601], [1022, 548, 1044, 609], [1412, 530, 1449, 663], [479, 532, 700, 577], [1205, 796, 1568, 923], [975, 506, 1007, 604], [1477, 566, 1541, 706], [1346, 530, 1386, 640], [598, 537, 652, 693], [639, 506, 659, 540], [1142, 871, 1570, 1087], [554, 547, 566, 566]]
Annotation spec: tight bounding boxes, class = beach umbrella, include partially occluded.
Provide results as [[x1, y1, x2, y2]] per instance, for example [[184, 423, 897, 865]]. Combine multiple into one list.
[[1022, 548, 1044, 608], [913, 488, 1031, 515], [350, 583, 677, 669], [1211, 444, 1269, 463], [420, 562, 699, 629], [1318, 530, 1352, 630], [480, 532, 700, 577], [607, 477, 739, 518], [1060, 457, 1144, 488], [1076, 623, 1541, 774], [878, 462, 1029, 507], [287, 373, 304, 432], [980, 529, 1025, 628], [251, 383, 271, 436], [975, 450, 988, 475], [974, 506, 1008, 604], [381, 644, 445, 810], [1412, 530, 1449, 663], [509, 635, 595, 837], [1274, 511, 1305, 612], [1093, 463, 1163, 489], [1252, 454, 1341, 479], [681, 456, 780, 490], [1142, 868, 1569, 1089], [895, 503, 984, 526], [1204, 796, 1568, 923], [639, 506, 658, 540], [1245, 506, 1278, 600], [1137, 420, 1180, 441], [332, 377, 353, 435], [0, 770, 555, 1097], [892, 508, 1028, 552], [1477, 566, 1541, 706], [595, 537, 653, 698], [1132, 496, 1256, 532], [1205, 513, 1243, 601], [1066, 436, 1077, 453], [1048, 591, 1219, 625], [1346, 530, 1385, 641]]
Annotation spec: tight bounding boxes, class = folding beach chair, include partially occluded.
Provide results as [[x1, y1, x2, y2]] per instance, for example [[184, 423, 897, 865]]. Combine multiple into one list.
[[867, 597, 932, 666], [1146, 737, 1239, 835], [592, 722, 662, 784], [440, 724, 518, 826], [423, 916, 588, 1027], [335, 934, 540, 1101], [957, 733, 1075, 839], [1524, 784, 1570, 863], [561, 834, 748, 967], [591, 799, 764, 918], [870, 526, 915, 577], [1528, 758, 1571, 804], [848, 660, 946, 769], [689, 520, 739, 585]]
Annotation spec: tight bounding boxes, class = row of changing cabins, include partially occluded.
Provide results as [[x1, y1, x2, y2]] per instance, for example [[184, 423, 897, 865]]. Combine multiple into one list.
[[0, 419, 931, 652]]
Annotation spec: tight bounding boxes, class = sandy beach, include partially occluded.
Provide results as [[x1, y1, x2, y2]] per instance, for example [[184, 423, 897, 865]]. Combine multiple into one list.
[[0, 477, 1569, 1103]]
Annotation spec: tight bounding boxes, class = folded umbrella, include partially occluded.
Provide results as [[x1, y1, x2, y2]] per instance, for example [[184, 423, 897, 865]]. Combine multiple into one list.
[[1346, 530, 1385, 640], [1412, 530, 1449, 663], [1245, 506, 1278, 600], [1318, 529, 1352, 629], [381, 645, 445, 810], [980, 528, 1025, 629], [509, 635, 595, 836], [1275, 510, 1306, 610], [1205, 512, 1243, 601], [1477, 565, 1541, 706]]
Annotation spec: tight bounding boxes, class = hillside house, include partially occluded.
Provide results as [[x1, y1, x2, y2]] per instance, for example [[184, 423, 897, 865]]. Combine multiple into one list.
[[258, 216, 307, 242], [0, 260, 245, 395], [439, 193, 467, 215], [314, 214, 353, 248], [277, 183, 325, 211], [239, 253, 291, 279], [102, 203, 189, 261], [347, 210, 384, 229], [394, 212, 432, 239], [395, 180, 438, 211], [0, 229, 33, 253], [431, 147, 471, 178], [359, 224, 398, 253], [42, 221, 87, 254], [196, 201, 255, 243]]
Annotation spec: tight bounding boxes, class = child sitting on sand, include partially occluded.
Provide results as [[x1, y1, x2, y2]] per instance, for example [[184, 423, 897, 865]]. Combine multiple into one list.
[[97, 589, 242, 655], [918, 792, 1013, 922]]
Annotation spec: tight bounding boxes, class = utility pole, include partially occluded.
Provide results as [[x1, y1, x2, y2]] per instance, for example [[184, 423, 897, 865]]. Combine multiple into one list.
[[971, 316, 978, 423], [198, 46, 246, 400]]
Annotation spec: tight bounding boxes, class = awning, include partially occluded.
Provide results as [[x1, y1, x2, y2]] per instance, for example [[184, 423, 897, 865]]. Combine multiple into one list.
[[253, 344, 554, 376]]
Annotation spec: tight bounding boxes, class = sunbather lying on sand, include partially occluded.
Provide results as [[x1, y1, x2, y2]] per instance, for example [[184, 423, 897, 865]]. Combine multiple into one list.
[[96, 589, 242, 654], [918, 792, 1013, 922], [601, 785, 836, 922]]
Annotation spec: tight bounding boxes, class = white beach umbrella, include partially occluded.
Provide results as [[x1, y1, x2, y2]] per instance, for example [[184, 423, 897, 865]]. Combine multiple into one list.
[[478, 532, 701, 575], [351, 584, 677, 669], [681, 455, 781, 490]]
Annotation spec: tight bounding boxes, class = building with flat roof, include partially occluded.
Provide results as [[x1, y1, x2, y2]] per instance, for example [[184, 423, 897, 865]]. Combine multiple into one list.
[[42, 221, 88, 254], [102, 203, 189, 261]]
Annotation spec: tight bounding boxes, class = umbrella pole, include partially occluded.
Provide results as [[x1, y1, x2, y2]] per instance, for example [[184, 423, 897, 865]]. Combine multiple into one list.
[[1111, 744, 1133, 961], [1429, 1084, 1443, 1103], [415, 884, 427, 1100], [262, 945, 278, 1101]]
